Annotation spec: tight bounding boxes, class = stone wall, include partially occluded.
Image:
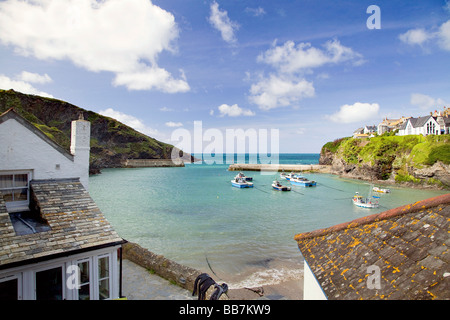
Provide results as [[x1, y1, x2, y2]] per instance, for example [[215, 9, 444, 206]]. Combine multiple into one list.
[[122, 242, 202, 292], [124, 159, 184, 168]]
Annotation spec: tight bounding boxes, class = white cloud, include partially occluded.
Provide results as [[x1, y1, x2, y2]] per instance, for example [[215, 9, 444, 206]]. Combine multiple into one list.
[[0, 73, 53, 97], [399, 28, 430, 46], [410, 93, 447, 110], [399, 20, 450, 52], [438, 20, 450, 51], [217, 104, 255, 117], [209, 1, 239, 44], [249, 74, 315, 110], [17, 71, 52, 84], [159, 107, 173, 112], [249, 39, 362, 110], [326, 102, 380, 124], [257, 39, 364, 74], [0, 0, 189, 93], [165, 121, 183, 127], [245, 7, 266, 17], [99, 108, 159, 137]]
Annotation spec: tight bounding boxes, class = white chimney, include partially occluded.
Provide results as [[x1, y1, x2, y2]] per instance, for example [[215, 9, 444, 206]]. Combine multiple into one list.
[[70, 119, 91, 190]]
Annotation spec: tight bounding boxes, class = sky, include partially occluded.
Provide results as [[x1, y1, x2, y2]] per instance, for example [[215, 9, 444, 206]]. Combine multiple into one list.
[[0, 0, 449, 154]]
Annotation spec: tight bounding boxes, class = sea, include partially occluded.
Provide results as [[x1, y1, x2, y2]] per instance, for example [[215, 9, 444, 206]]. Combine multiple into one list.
[[89, 153, 447, 289]]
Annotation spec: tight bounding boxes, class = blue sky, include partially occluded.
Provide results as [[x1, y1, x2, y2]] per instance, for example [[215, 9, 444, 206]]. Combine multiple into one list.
[[0, 0, 449, 153]]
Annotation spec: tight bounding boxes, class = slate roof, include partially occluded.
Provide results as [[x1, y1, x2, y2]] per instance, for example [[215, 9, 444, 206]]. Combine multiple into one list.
[[295, 193, 450, 300], [0, 179, 124, 269]]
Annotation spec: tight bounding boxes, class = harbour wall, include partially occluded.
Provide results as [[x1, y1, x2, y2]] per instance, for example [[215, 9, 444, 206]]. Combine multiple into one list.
[[122, 241, 202, 292], [124, 159, 185, 168], [228, 163, 331, 173]]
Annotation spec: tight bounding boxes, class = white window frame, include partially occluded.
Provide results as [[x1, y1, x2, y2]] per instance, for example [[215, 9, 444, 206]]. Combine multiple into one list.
[[96, 253, 112, 300], [0, 170, 32, 212], [74, 257, 93, 301], [33, 263, 66, 300], [0, 273, 23, 300]]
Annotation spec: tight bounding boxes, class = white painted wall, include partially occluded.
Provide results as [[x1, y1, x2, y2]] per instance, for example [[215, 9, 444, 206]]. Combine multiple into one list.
[[0, 117, 90, 190], [303, 260, 327, 300]]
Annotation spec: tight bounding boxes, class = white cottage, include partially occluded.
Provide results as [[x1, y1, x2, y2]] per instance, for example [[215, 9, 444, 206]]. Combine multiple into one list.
[[397, 115, 442, 136], [0, 108, 125, 300]]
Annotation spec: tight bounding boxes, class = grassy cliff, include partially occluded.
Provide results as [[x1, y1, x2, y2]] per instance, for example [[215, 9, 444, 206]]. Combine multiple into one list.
[[320, 133, 450, 188], [0, 89, 186, 172]]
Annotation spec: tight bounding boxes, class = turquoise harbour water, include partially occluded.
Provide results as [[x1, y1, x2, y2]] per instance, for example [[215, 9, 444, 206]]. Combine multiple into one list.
[[89, 154, 447, 288]]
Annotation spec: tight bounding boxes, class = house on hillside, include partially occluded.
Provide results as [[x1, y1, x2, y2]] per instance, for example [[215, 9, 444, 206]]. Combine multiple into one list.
[[295, 194, 450, 300], [0, 109, 125, 300], [397, 115, 442, 136], [377, 117, 410, 135]]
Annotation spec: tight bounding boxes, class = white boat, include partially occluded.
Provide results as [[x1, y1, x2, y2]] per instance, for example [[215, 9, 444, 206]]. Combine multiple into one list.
[[272, 180, 291, 191], [231, 177, 253, 188], [290, 176, 316, 187], [282, 172, 297, 181], [352, 192, 379, 208], [235, 171, 253, 181], [373, 186, 390, 193]]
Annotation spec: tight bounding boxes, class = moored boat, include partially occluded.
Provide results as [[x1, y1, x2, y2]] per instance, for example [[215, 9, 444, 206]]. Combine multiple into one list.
[[272, 180, 291, 191], [231, 177, 254, 188], [282, 172, 298, 181], [373, 186, 390, 193], [352, 192, 379, 208], [290, 176, 316, 187], [235, 171, 253, 181]]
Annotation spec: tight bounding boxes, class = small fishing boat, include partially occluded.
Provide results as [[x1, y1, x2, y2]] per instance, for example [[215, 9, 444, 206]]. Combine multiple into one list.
[[272, 180, 291, 191], [231, 177, 254, 188], [290, 176, 316, 187], [235, 171, 253, 181], [282, 172, 297, 181], [373, 186, 390, 193], [352, 192, 379, 208]]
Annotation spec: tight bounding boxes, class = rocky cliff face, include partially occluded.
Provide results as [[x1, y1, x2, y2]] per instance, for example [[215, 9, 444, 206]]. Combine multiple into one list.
[[320, 136, 450, 189], [0, 89, 191, 172]]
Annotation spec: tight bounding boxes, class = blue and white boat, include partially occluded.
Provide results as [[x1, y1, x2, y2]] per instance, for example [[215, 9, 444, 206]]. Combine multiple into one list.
[[236, 171, 253, 181], [231, 177, 254, 188], [281, 172, 297, 181], [290, 176, 316, 187], [272, 180, 291, 191]]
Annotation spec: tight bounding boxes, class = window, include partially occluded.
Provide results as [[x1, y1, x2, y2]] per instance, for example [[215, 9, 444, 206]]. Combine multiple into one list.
[[0, 275, 22, 300], [98, 255, 111, 300], [78, 260, 91, 300], [35, 266, 63, 300], [0, 172, 31, 211]]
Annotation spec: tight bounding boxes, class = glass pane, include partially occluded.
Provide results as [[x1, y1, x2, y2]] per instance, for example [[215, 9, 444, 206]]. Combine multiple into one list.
[[99, 279, 110, 300], [14, 174, 28, 187], [36, 267, 63, 300], [2, 189, 13, 202], [0, 175, 13, 189], [78, 261, 89, 285], [98, 257, 109, 279], [78, 284, 90, 301], [13, 188, 28, 202], [0, 279, 18, 300]]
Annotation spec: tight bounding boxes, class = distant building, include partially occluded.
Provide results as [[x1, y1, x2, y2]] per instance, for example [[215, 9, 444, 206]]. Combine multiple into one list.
[[0, 109, 125, 300], [377, 117, 410, 135], [398, 115, 442, 136], [295, 194, 450, 300]]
